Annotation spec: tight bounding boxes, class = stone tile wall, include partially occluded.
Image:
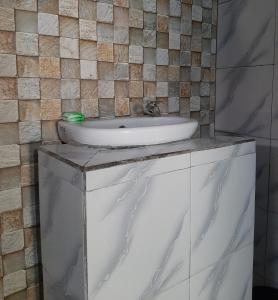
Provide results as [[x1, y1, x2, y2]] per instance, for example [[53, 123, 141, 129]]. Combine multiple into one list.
[[0, 0, 217, 298]]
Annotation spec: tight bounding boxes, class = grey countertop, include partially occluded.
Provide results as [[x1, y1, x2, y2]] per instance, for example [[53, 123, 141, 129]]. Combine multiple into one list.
[[39, 135, 255, 171]]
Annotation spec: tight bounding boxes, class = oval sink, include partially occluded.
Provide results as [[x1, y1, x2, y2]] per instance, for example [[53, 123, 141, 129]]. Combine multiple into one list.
[[58, 116, 198, 147]]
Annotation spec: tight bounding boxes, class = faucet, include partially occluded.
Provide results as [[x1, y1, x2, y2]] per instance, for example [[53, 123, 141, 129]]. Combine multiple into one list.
[[144, 101, 161, 117]]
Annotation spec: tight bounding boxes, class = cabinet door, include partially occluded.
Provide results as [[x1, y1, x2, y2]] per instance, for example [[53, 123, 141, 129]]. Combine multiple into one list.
[[86, 169, 190, 300]]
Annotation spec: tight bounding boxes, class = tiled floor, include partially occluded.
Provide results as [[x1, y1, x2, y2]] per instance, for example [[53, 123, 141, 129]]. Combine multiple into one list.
[[253, 287, 278, 300]]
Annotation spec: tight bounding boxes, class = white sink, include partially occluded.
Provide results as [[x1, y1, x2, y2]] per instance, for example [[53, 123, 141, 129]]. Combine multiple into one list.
[[58, 116, 198, 147]]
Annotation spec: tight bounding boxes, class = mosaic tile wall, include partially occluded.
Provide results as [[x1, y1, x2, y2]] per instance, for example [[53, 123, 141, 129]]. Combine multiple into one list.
[[0, 0, 217, 298]]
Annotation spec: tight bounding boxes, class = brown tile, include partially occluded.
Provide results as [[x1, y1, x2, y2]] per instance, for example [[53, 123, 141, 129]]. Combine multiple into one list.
[[98, 62, 114, 80], [0, 7, 15, 31], [157, 0, 169, 15], [20, 143, 40, 165], [180, 81, 191, 97], [81, 98, 98, 118], [3, 251, 25, 275], [129, 64, 143, 80], [21, 164, 37, 187], [5, 290, 27, 300], [144, 82, 156, 97], [38, 0, 59, 14], [157, 15, 169, 32], [17, 56, 39, 77], [168, 65, 180, 81], [97, 42, 113, 62], [61, 58, 80, 78], [41, 120, 59, 141], [0, 78, 17, 99], [15, 0, 37, 11], [0, 166, 20, 191], [19, 101, 41, 121], [0, 123, 19, 146], [114, 6, 129, 26], [191, 51, 201, 66], [180, 97, 190, 115], [130, 81, 143, 97], [27, 285, 40, 300], [39, 57, 60, 78], [62, 99, 81, 112], [115, 97, 130, 116], [1, 210, 23, 233], [156, 65, 168, 81], [24, 227, 38, 248], [0, 31, 15, 54], [129, 8, 143, 28], [80, 40, 96, 60], [157, 32, 169, 48], [80, 79, 98, 99], [40, 78, 60, 99], [26, 266, 40, 287], [130, 98, 143, 115], [113, 0, 129, 7], [79, 0, 97, 20], [115, 81, 129, 98], [39, 35, 60, 57], [114, 44, 128, 63], [60, 16, 79, 38], [99, 98, 114, 118], [41, 99, 61, 120]]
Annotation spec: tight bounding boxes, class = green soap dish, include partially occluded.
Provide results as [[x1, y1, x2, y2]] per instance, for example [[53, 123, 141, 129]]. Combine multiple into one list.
[[62, 112, 85, 123]]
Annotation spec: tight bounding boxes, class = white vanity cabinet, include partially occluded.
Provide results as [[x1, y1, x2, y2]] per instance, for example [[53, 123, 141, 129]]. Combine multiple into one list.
[[39, 137, 256, 300]]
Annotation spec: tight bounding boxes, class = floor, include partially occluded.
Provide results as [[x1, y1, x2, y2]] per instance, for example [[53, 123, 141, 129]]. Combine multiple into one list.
[[253, 287, 278, 300]]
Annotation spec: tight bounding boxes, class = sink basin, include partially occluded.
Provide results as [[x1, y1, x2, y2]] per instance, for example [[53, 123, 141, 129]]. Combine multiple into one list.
[[58, 116, 198, 147]]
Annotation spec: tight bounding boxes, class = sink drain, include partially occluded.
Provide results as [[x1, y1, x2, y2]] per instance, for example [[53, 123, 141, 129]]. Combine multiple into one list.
[[118, 125, 126, 128]]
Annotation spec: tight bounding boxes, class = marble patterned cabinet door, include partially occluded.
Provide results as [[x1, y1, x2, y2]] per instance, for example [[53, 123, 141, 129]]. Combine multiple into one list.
[[190, 153, 256, 300], [86, 169, 190, 300]]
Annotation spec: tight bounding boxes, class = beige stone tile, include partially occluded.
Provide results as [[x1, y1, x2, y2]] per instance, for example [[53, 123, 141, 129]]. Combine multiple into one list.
[[61, 78, 80, 99], [38, 12, 59, 36], [22, 185, 38, 210], [21, 164, 37, 187], [3, 251, 25, 275], [115, 97, 130, 116], [1, 230, 24, 255], [6, 289, 27, 300], [0, 54, 16, 77], [60, 16, 79, 38], [40, 78, 60, 99], [0, 31, 15, 54], [3, 270, 26, 297], [114, 44, 129, 63], [129, 45, 143, 63], [39, 57, 60, 78], [0, 145, 20, 168], [0, 7, 15, 31], [25, 246, 38, 268], [24, 227, 38, 248], [130, 97, 144, 115], [39, 35, 60, 57], [0, 78, 17, 99], [38, 0, 59, 14], [98, 80, 114, 98], [41, 120, 59, 141], [19, 121, 41, 144], [80, 60, 97, 79], [81, 99, 98, 118], [15, 10, 37, 33], [81, 79, 97, 99], [17, 78, 40, 100], [15, 0, 37, 11], [59, 0, 79, 18], [0, 167, 21, 191], [41, 99, 61, 120], [0, 123, 19, 146], [0, 100, 18, 123], [129, 80, 143, 97], [80, 40, 96, 60], [98, 62, 114, 80], [26, 266, 40, 287], [60, 37, 79, 59], [1, 209, 23, 233], [19, 100, 41, 121], [97, 42, 113, 62], [99, 98, 114, 117], [16, 32, 38, 56], [0, 188, 22, 214], [113, 0, 129, 7], [79, 0, 96, 21], [79, 19, 97, 40], [61, 58, 80, 78], [17, 56, 39, 77]]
